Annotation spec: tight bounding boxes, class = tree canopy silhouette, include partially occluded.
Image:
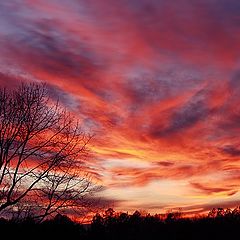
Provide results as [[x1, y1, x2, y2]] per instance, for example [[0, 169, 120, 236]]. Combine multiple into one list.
[[0, 83, 98, 221]]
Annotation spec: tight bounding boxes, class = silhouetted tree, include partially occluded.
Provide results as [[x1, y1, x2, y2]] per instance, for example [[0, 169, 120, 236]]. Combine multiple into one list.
[[165, 209, 182, 222], [232, 206, 240, 218], [208, 208, 217, 218], [0, 83, 98, 221], [88, 207, 240, 240]]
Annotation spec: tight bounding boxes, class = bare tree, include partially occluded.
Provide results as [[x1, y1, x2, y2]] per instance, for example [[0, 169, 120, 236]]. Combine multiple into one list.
[[0, 83, 98, 221]]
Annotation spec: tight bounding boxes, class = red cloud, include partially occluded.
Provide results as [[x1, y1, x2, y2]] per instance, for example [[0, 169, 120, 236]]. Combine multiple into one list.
[[1, 0, 240, 215]]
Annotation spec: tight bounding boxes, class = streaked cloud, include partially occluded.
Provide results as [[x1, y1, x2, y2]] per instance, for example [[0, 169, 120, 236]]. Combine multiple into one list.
[[1, 0, 240, 214]]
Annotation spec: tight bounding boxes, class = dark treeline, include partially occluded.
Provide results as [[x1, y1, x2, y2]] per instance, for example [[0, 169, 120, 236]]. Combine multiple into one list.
[[1, 207, 240, 240]]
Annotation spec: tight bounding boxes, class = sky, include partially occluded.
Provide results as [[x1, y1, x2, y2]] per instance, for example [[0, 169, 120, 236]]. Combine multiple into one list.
[[1, 0, 240, 215]]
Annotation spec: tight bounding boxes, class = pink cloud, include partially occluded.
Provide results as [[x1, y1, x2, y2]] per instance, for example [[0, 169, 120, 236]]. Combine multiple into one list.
[[1, 0, 240, 214]]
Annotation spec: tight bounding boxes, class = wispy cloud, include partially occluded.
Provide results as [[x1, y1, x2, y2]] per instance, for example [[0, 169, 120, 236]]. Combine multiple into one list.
[[1, 0, 240, 214]]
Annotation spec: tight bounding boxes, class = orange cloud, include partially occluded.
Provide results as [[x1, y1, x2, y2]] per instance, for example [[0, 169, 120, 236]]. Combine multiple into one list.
[[1, 0, 240, 215]]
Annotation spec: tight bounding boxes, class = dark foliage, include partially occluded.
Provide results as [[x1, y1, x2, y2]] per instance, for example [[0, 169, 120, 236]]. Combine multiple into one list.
[[0, 207, 240, 240]]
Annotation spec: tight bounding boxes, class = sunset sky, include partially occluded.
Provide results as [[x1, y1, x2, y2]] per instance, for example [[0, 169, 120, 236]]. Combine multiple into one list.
[[1, 0, 240, 215]]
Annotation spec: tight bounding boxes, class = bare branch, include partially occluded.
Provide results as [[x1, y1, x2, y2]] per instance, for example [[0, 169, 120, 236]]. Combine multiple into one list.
[[0, 83, 98, 220]]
